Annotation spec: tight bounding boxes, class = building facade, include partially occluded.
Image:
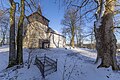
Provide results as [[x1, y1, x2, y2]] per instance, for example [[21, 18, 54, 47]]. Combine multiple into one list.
[[23, 8, 66, 48]]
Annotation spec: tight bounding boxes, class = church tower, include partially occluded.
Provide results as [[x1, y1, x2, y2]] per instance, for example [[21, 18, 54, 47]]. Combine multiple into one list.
[[37, 4, 42, 15]]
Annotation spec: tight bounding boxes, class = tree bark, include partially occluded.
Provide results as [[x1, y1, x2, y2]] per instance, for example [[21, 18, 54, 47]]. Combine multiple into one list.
[[0, 32, 5, 45], [94, 0, 119, 70], [17, 0, 25, 64], [8, 0, 17, 68], [70, 26, 75, 48]]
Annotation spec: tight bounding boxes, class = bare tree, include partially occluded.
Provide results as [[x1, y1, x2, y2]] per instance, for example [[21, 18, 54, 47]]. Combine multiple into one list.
[[0, 14, 9, 46], [94, 0, 119, 70], [16, 0, 25, 65], [62, 27, 71, 46], [8, 0, 17, 67], [60, 0, 120, 70], [61, 7, 80, 48], [0, 0, 41, 68], [75, 26, 84, 47], [90, 28, 95, 49]]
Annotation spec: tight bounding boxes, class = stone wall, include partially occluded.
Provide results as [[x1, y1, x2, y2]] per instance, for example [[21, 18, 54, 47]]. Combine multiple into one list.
[[23, 21, 47, 48], [23, 21, 66, 48]]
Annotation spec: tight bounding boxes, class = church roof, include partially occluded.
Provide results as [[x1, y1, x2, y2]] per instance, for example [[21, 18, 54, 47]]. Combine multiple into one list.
[[27, 12, 50, 22], [27, 3, 49, 25]]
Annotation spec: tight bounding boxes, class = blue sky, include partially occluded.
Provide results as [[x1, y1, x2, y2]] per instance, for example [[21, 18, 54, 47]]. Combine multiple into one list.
[[0, 0, 64, 33], [0, 0, 120, 43], [40, 0, 65, 33]]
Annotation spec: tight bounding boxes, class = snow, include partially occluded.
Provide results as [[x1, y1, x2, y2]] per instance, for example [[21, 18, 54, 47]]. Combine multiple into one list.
[[94, 0, 106, 29], [94, 19, 102, 28], [100, 0, 106, 18], [0, 46, 120, 80]]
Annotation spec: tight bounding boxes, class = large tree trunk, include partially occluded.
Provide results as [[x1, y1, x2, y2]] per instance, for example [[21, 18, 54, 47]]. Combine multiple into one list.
[[8, 0, 17, 68], [17, 0, 25, 64], [94, 0, 119, 70]]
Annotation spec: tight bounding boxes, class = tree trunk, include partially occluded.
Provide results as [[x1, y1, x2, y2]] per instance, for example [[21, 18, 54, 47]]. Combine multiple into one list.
[[90, 29, 94, 49], [70, 36, 75, 47], [94, 0, 119, 70], [76, 31, 78, 47], [70, 26, 75, 47], [0, 32, 5, 46], [17, 0, 25, 64], [8, 0, 17, 68]]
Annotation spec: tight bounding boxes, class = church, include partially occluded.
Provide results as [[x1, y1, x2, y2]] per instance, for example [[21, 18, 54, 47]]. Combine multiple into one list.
[[23, 5, 66, 48]]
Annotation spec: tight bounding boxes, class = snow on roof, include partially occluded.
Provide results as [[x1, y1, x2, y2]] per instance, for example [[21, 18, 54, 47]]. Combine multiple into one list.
[[54, 30, 62, 35], [48, 27, 65, 38]]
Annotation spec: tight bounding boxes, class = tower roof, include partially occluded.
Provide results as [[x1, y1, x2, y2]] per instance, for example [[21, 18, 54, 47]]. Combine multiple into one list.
[[37, 4, 42, 15]]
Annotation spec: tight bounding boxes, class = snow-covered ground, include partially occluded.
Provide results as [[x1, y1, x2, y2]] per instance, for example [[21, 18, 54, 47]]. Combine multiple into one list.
[[0, 46, 120, 80]]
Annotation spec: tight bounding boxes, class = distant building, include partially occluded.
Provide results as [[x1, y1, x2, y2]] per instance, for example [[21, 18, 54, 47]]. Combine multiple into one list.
[[23, 5, 66, 48]]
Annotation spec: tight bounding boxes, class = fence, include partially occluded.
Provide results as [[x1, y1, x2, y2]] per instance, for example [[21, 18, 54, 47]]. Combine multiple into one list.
[[35, 55, 57, 78]]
